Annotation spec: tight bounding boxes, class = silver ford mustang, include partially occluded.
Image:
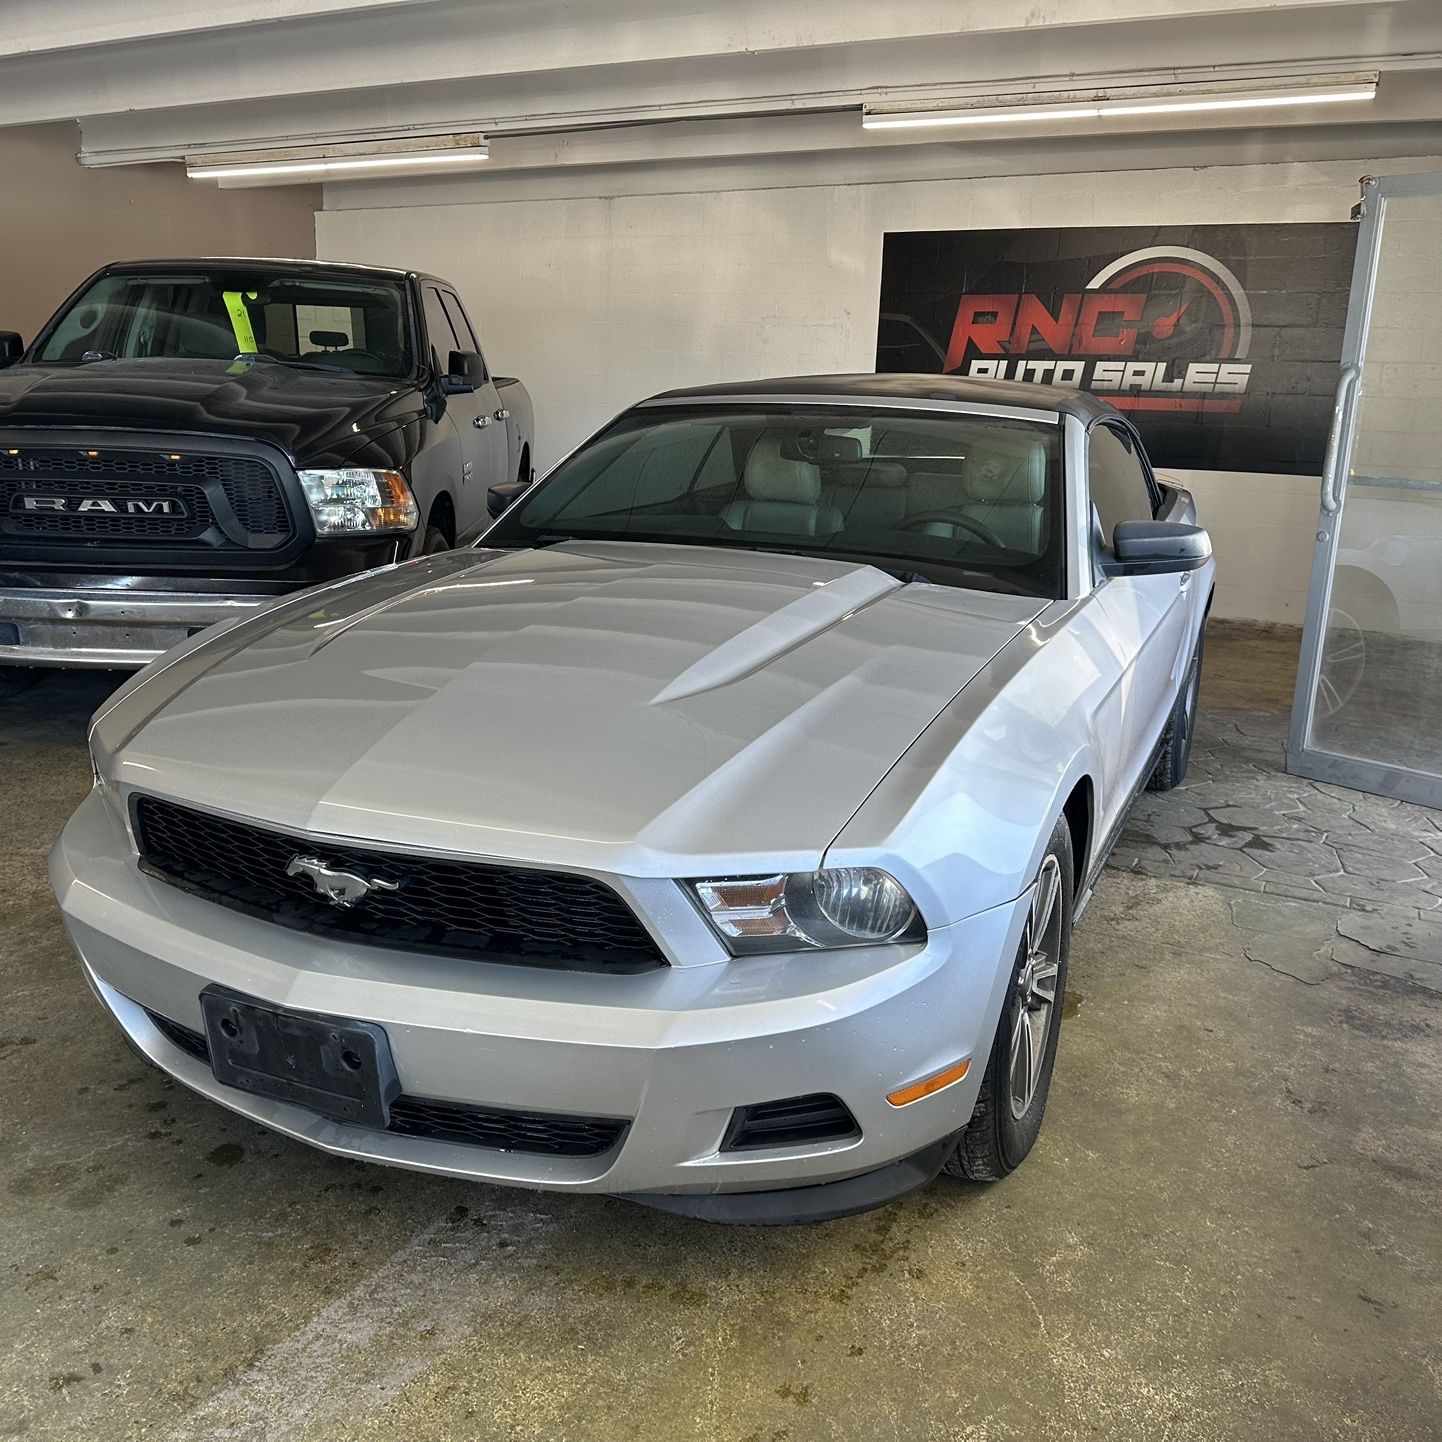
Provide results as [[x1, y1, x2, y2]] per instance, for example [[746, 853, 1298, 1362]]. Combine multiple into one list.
[[52, 375, 1213, 1223]]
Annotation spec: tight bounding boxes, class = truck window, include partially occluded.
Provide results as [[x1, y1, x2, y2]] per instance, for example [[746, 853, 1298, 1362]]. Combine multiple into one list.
[[33, 269, 413, 377], [439, 291, 480, 352], [421, 286, 462, 370]]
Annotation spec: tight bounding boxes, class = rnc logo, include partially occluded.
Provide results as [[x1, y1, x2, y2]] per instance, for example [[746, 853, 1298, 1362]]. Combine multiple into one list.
[[943, 246, 1254, 413]]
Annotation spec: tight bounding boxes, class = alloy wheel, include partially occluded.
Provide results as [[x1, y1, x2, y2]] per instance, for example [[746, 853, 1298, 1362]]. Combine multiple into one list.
[[1008, 854, 1063, 1120]]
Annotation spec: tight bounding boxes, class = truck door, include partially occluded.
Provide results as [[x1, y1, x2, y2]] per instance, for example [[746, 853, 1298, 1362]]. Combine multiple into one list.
[[439, 287, 510, 537], [420, 285, 497, 540]]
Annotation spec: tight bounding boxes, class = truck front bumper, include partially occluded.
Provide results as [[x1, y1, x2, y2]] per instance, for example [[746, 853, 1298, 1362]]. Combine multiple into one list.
[[0, 584, 277, 668]]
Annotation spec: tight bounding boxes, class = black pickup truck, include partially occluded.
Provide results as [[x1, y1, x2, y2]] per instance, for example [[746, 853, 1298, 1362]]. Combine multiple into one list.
[[0, 257, 533, 686]]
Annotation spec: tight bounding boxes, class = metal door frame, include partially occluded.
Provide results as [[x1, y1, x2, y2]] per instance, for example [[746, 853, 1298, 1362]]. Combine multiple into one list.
[[1286, 169, 1442, 808]]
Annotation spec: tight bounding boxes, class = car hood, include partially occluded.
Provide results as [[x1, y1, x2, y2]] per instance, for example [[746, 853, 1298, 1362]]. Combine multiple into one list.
[[113, 542, 1045, 874], [0, 359, 424, 466]]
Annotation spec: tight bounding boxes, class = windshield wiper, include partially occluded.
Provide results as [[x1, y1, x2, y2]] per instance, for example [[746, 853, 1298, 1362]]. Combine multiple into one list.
[[232, 354, 350, 374]]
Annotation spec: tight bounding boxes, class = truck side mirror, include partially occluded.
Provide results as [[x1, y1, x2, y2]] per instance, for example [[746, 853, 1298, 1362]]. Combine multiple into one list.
[[487, 479, 531, 519], [0, 332, 24, 367], [441, 349, 485, 395]]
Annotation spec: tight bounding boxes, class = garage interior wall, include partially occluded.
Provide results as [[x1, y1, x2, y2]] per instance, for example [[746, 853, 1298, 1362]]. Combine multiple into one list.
[[318, 153, 1442, 627], [0, 123, 319, 343]]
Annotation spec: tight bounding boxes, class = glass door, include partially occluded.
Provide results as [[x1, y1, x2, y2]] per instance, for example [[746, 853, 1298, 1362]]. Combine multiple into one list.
[[1288, 172, 1442, 806]]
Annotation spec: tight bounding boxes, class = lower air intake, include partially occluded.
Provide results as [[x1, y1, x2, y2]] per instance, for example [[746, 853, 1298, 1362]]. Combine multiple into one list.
[[722, 1093, 860, 1151]]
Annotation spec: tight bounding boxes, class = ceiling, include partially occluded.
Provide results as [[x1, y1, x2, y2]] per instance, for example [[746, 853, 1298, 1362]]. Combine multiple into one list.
[[4, 0, 1442, 201]]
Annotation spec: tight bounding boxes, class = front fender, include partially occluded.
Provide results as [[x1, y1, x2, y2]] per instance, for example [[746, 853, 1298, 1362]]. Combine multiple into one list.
[[824, 600, 1111, 927]]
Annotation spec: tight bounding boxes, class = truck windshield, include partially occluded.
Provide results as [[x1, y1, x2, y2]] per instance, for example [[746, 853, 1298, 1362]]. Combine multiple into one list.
[[487, 404, 1066, 598], [34, 269, 413, 377]]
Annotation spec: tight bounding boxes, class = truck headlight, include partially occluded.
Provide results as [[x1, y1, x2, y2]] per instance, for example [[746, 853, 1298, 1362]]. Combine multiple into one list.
[[297, 469, 419, 536], [691, 869, 922, 955]]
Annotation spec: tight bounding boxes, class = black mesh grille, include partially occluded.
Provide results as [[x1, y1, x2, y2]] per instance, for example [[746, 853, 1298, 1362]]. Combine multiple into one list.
[[149, 1009, 211, 1063], [132, 796, 667, 974], [219, 470, 288, 535], [141, 1009, 628, 1158], [387, 1097, 628, 1157], [0, 448, 290, 544], [722, 1094, 860, 1151]]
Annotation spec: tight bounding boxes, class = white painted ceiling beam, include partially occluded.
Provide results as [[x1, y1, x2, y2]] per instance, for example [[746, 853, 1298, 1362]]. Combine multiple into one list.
[[0, 0, 1395, 129], [0, 0, 443, 60], [197, 72, 1439, 188], [74, 3, 1442, 166]]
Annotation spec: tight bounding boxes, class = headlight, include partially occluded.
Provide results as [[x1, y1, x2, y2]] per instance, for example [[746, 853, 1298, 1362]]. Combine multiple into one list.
[[692, 868, 922, 955], [297, 469, 418, 536]]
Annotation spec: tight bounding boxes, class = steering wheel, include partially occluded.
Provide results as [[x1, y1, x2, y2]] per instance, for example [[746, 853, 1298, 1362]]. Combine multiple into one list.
[[897, 510, 1007, 549]]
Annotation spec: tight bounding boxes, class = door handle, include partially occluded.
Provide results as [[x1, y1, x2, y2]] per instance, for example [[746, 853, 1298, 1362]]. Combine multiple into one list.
[[1320, 362, 1361, 514], [493, 408, 510, 421], [473, 415, 492, 428]]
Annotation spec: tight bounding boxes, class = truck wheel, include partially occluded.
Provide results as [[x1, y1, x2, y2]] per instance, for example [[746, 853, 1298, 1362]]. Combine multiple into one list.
[[0, 667, 39, 701], [422, 526, 450, 555]]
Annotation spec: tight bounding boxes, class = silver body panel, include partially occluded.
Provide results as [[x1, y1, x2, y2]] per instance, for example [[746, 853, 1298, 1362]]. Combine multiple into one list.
[[53, 390, 1214, 1202]]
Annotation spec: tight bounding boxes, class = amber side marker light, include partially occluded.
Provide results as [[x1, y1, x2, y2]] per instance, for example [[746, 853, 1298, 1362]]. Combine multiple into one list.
[[887, 1058, 970, 1108]]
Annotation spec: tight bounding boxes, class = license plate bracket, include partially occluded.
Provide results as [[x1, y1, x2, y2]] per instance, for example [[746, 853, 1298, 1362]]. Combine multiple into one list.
[[200, 986, 399, 1129]]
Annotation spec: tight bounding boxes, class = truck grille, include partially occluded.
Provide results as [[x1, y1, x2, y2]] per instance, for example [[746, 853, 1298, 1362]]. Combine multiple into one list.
[[142, 1009, 629, 1157], [0, 448, 291, 547], [132, 796, 668, 974]]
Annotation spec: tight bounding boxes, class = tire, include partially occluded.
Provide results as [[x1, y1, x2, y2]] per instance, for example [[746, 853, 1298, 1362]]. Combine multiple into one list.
[[1147, 630, 1204, 792], [0, 667, 39, 701], [946, 815, 1072, 1181], [421, 525, 451, 555]]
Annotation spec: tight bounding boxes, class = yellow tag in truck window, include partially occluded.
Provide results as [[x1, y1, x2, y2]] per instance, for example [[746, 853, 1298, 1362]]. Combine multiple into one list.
[[223, 291, 259, 353]]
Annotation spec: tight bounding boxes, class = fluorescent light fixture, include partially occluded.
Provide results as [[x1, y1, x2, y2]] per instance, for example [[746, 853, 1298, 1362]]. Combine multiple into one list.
[[187, 139, 489, 181], [862, 80, 1378, 130]]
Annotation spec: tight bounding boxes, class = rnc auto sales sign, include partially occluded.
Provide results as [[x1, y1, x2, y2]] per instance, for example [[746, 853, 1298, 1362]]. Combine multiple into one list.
[[876, 225, 1357, 473]]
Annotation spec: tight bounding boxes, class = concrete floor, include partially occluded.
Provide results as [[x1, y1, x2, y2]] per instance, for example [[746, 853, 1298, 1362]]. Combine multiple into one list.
[[3, 623, 1441, 1441]]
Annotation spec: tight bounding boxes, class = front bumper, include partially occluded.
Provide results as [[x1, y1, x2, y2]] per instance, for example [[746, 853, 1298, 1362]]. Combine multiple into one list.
[[52, 788, 1027, 1210], [0, 585, 275, 668]]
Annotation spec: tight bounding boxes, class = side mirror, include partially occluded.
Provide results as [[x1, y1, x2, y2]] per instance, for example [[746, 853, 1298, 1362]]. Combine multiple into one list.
[[440, 349, 485, 394], [1104, 520, 1212, 577], [486, 479, 531, 519], [0, 332, 24, 367]]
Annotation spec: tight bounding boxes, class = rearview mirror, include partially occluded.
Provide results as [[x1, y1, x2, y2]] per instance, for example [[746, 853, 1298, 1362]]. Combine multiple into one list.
[[441, 349, 486, 394], [1104, 520, 1212, 577], [486, 479, 531, 519], [0, 332, 24, 367]]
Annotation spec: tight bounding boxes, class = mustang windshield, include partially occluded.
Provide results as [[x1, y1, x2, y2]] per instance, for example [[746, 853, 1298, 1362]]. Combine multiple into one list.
[[34, 269, 413, 377], [490, 404, 1066, 597]]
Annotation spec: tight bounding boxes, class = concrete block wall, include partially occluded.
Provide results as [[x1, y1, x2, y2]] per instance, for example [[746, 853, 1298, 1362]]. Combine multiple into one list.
[[318, 154, 1442, 624]]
